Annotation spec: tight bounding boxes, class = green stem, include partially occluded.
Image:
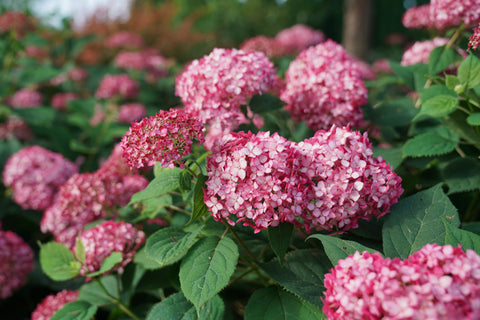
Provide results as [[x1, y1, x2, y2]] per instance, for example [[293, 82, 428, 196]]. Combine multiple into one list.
[[222, 218, 258, 262], [446, 24, 465, 49], [166, 204, 191, 216], [94, 278, 141, 320]]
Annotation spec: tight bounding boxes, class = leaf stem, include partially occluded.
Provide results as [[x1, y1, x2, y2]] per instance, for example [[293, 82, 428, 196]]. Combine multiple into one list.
[[166, 205, 191, 216], [221, 218, 258, 262], [93, 278, 141, 320]]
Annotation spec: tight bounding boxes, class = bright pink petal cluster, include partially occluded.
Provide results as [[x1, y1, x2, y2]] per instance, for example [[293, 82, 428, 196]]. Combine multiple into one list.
[[401, 37, 450, 66], [95, 74, 139, 100], [9, 88, 42, 108], [0, 116, 32, 141], [117, 103, 147, 124], [274, 24, 325, 56], [280, 40, 367, 131], [121, 108, 205, 169], [0, 228, 34, 299], [51, 92, 78, 110], [402, 4, 433, 29], [323, 244, 480, 320], [430, 0, 480, 30], [114, 51, 148, 70], [469, 23, 480, 51], [105, 31, 144, 49], [77, 221, 145, 276], [2, 146, 78, 210], [31, 290, 79, 320], [205, 126, 403, 233]]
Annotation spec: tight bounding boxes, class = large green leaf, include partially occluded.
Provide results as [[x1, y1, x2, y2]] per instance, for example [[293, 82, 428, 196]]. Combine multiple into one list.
[[428, 45, 461, 75], [39, 242, 81, 281], [389, 60, 416, 89], [78, 275, 118, 306], [268, 222, 294, 266], [50, 301, 97, 320], [372, 147, 403, 170], [443, 157, 480, 194], [146, 292, 224, 320], [419, 84, 457, 103], [179, 236, 239, 310], [13, 107, 56, 127], [87, 252, 122, 277], [244, 287, 325, 320], [382, 184, 459, 259], [466, 113, 480, 126], [403, 127, 459, 158], [129, 167, 182, 204], [190, 173, 209, 223], [368, 97, 418, 126], [442, 218, 480, 254], [307, 234, 381, 265], [457, 54, 480, 88], [261, 249, 330, 308], [249, 93, 286, 113], [146, 225, 203, 267]]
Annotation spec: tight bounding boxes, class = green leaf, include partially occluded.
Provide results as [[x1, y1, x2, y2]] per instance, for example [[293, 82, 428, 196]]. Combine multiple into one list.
[[307, 234, 381, 265], [458, 54, 480, 88], [268, 222, 294, 266], [443, 157, 480, 194], [419, 85, 457, 103], [261, 249, 330, 308], [146, 225, 203, 267], [13, 107, 56, 127], [382, 184, 459, 259], [146, 292, 224, 320], [87, 252, 122, 277], [414, 95, 459, 120], [445, 74, 460, 90], [444, 110, 480, 146], [140, 194, 172, 218], [368, 97, 418, 127], [403, 127, 459, 158], [442, 218, 480, 254], [129, 167, 182, 205], [244, 287, 325, 320], [467, 113, 480, 126], [18, 65, 62, 85], [78, 275, 118, 306], [180, 236, 239, 310], [463, 222, 480, 235], [179, 170, 193, 191], [50, 301, 97, 320], [134, 248, 162, 270], [39, 242, 81, 281], [190, 173, 209, 224], [249, 93, 286, 113], [389, 60, 416, 89], [75, 236, 86, 264], [372, 147, 403, 170], [428, 45, 460, 75]]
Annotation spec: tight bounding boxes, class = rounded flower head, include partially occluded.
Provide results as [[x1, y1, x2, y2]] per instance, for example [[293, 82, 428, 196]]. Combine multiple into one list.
[[401, 37, 450, 66], [469, 23, 480, 51], [239, 35, 281, 58], [402, 4, 433, 29], [77, 221, 145, 276], [430, 0, 480, 30], [121, 108, 205, 169], [205, 131, 296, 232], [114, 51, 147, 70], [293, 126, 403, 232], [0, 228, 34, 299], [0, 116, 32, 141], [274, 24, 325, 56], [280, 40, 367, 131], [0, 11, 34, 38], [117, 102, 147, 124], [31, 290, 78, 320], [323, 244, 480, 319], [51, 92, 78, 110], [95, 74, 139, 100], [9, 88, 42, 108], [2, 146, 78, 210], [175, 48, 277, 135], [105, 31, 144, 49]]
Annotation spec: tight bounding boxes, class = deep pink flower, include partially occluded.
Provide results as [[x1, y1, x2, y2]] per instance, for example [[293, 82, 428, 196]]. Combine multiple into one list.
[[76, 221, 145, 276], [117, 103, 147, 124], [105, 31, 144, 49], [9, 88, 42, 108], [0, 116, 32, 141], [469, 23, 480, 51], [31, 290, 79, 320], [0, 228, 34, 299], [0, 11, 34, 38], [2, 146, 78, 210], [274, 24, 325, 56], [95, 74, 139, 100], [371, 58, 393, 74], [323, 244, 480, 319], [121, 108, 205, 169], [402, 4, 433, 29], [430, 0, 480, 30], [280, 40, 367, 131], [114, 51, 147, 70], [239, 35, 282, 58], [51, 92, 78, 110]]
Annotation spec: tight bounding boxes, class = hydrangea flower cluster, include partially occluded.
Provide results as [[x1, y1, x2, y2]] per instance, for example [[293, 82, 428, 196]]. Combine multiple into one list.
[[175, 48, 277, 143], [401, 37, 450, 66], [31, 290, 79, 320], [105, 31, 144, 49], [280, 40, 367, 131], [2, 146, 78, 210], [469, 22, 480, 51], [402, 4, 433, 29], [25, 45, 47, 61], [121, 108, 205, 169], [76, 221, 145, 276], [0, 227, 34, 299], [95, 74, 139, 100], [51, 92, 78, 110], [205, 126, 403, 233], [430, 0, 480, 30], [0, 11, 34, 38], [239, 35, 282, 58], [323, 244, 480, 319], [0, 116, 32, 141], [9, 88, 42, 108], [51, 67, 88, 86], [274, 24, 325, 56], [117, 102, 147, 124]]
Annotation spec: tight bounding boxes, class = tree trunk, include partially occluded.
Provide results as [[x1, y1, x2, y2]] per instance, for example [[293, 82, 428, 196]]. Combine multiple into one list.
[[342, 0, 373, 60]]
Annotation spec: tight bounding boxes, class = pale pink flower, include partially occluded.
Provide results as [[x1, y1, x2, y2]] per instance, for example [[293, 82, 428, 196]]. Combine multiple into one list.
[[0, 228, 34, 299], [9, 88, 42, 108], [0, 116, 32, 141], [51, 92, 77, 110], [371, 58, 393, 74], [31, 290, 79, 320], [105, 31, 144, 49], [2, 146, 78, 210], [402, 4, 434, 29], [114, 51, 147, 70], [401, 37, 450, 66], [430, 0, 480, 30], [274, 24, 325, 56], [95, 74, 139, 100], [117, 102, 147, 124]]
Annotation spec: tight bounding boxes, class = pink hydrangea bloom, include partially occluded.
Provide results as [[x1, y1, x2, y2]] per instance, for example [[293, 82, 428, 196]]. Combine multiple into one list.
[[323, 244, 480, 319], [274, 24, 325, 56], [280, 40, 367, 131], [105, 31, 144, 49], [204, 131, 296, 232], [121, 108, 205, 169], [239, 35, 281, 58], [469, 23, 480, 51], [371, 58, 393, 74], [117, 103, 147, 124], [0, 228, 34, 299], [50, 67, 88, 86], [430, 0, 480, 30], [9, 88, 42, 108], [293, 126, 403, 232], [25, 45, 47, 61], [51, 92, 77, 110], [401, 37, 450, 66], [2, 146, 78, 210], [0, 116, 32, 141], [402, 4, 433, 29], [77, 221, 145, 276], [114, 51, 147, 70], [95, 74, 139, 100], [31, 290, 79, 320], [175, 48, 277, 142], [0, 11, 34, 38]]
